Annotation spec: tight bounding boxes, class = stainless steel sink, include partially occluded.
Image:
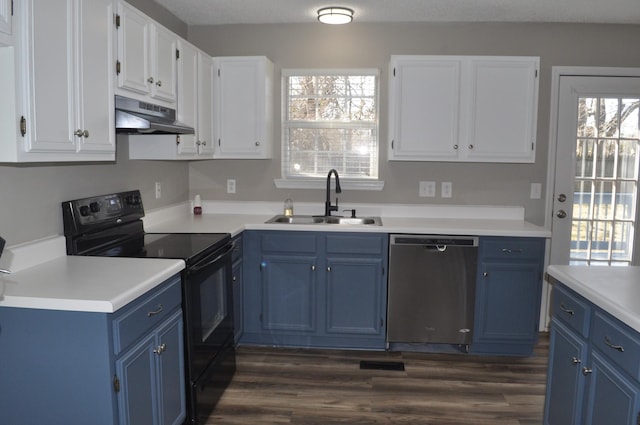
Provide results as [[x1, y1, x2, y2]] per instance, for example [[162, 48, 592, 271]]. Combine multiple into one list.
[[265, 215, 382, 226]]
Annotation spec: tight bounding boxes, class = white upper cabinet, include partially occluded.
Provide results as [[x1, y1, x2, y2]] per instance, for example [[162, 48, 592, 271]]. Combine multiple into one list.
[[128, 40, 214, 160], [389, 55, 539, 163], [0, 0, 115, 162], [212, 56, 273, 159], [115, 1, 177, 105]]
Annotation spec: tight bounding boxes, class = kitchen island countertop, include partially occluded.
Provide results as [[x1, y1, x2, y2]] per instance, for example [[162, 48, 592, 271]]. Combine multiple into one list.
[[547, 265, 640, 333]]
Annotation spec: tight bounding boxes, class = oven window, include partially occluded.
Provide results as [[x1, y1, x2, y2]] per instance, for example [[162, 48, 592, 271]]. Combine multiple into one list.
[[199, 267, 226, 342]]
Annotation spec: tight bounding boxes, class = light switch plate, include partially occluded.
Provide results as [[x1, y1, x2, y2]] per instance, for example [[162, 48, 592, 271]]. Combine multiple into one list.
[[155, 182, 161, 199], [530, 183, 542, 199]]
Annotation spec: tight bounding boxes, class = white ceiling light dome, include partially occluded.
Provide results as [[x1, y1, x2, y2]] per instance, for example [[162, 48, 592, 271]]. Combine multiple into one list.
[[317, 7, 354, 24]]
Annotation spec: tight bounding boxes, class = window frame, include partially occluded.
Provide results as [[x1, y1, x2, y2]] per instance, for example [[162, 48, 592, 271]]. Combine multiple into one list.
[[275, 68, 383, 191]]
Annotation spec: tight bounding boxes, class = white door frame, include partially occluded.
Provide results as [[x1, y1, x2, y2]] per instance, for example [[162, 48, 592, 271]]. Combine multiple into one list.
[[540, 66, 640, 330]]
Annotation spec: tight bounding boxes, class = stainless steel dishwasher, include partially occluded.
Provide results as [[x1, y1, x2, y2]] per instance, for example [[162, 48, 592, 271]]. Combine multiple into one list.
[[387, 235, 478, 348]]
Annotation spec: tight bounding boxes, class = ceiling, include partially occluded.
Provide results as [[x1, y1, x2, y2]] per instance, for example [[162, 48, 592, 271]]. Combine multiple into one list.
[[153, 0, 640, 26]]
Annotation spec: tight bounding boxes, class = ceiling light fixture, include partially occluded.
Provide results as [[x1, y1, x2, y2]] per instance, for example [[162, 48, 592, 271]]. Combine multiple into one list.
[[317, 7, 354, 25]]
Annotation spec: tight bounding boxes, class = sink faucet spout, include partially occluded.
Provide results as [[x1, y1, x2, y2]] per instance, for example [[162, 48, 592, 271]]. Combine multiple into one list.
[[324, 169, 342, 216]]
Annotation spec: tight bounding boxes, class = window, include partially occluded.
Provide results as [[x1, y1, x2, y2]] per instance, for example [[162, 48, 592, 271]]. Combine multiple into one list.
[[279, 69, 380, 189]]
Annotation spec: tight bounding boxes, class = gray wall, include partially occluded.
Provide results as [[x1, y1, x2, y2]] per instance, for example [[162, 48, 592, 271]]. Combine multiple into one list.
[[187, 22, 640, 225], [0, 1, 190, 246]]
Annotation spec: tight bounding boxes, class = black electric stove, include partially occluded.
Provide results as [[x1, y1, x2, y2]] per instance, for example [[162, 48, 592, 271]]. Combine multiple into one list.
[[62, 190, 235, 424]]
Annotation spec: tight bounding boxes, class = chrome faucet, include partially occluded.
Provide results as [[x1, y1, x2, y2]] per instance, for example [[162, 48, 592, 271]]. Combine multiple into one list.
[[324, 169, 342, 217]]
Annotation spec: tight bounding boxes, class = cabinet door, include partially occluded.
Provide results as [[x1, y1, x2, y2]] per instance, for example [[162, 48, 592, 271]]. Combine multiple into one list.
[[156, 312, 186, 425], [325, 257, 384, 336], [583, 350, 640, 425], [0, 0, 11, 36], [261, 254, 318, 332], [22, 0, 75, 153], [465, 57, 538, 162], [232, 259, 244, 344], [150, 24, 177, 102], [474, 261, 542, 343], [389, 57, 461, 161], [176, 39, 199, 156], [214, 57, 272, 158], [544, 318, 588, 425], [197, 52, 214, 155], [116, 2, 150, 95], [76, 0, 115, 155], [116, 333, 157, 425]]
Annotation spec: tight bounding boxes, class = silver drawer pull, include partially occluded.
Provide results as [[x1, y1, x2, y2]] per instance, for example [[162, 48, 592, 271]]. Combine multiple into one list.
[[571, 357, 581, 365], [604, 336, 625, 352], [501, 248, 523, 253], [582, 367, 592, 375], [560, 303, 575, 315], [153, 343, 167, 355], [147, 304, 164, 317]]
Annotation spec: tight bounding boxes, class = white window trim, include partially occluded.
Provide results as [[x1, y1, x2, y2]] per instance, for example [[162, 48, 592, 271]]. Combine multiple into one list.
[[276, 68, 384, 191]]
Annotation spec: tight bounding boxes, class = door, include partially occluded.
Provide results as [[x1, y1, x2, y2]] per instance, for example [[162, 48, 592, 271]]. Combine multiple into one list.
[[550, 76, 640, 266], [116, 2, 151, 95]]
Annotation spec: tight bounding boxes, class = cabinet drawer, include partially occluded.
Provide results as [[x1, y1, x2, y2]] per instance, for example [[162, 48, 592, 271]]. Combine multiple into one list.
[[591, 310, 640, 380], [113, 276, 182, 355], [326, 234, 384, 255], [551, 284, 590, 337], [481, 237, 544, 261], [260, 232, 317, 253]]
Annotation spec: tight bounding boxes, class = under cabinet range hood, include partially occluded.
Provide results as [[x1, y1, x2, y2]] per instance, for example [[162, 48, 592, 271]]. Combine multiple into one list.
[[115, 95, 194, 135]]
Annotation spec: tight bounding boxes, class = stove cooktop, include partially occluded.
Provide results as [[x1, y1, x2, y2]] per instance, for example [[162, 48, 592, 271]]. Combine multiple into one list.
[[88, 232, 231, 264]]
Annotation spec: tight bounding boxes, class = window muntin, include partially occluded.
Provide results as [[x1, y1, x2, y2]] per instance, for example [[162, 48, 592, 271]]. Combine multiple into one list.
[[282, 70, 379, 180]]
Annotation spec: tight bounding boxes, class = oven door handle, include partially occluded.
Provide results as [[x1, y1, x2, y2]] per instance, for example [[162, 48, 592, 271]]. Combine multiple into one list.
[[188, 243, 234, 274]]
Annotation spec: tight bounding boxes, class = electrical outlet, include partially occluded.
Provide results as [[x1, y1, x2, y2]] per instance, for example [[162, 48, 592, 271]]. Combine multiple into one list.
[[227, 179, 236, 194], [441, 182, 452, 198], [530, 183, 542, 199], [155, 182, 161, 199], [419, 181, 436, 197]]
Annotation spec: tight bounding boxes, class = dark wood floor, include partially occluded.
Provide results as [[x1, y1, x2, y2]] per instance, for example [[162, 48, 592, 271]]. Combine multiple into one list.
[[204, 335, 548, 425]]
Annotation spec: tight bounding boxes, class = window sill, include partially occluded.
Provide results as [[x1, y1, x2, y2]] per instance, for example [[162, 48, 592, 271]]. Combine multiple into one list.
[[274, 179, 384, 191]]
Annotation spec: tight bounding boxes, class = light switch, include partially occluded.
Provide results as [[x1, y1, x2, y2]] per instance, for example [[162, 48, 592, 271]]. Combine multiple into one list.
[[227, 179, 236, 194], [419, 181, 436, 197], [530, 183, 542, 199], [441, 182, 452, 198]]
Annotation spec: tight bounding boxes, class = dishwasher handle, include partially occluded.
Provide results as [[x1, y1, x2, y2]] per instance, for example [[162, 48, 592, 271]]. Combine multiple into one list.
[[391, 234, 479, 247]]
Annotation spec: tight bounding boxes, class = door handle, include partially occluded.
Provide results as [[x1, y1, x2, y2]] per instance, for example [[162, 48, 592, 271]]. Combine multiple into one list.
[[557, 210, 567, 219]]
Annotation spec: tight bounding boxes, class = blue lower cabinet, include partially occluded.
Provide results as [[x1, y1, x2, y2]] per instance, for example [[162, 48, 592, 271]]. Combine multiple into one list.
[[241, 230, 388, 349], [545, 282, 640, 425], [471, 237, 545, 356], [0, 274, 185, 425], [544, 318, 588, 425]]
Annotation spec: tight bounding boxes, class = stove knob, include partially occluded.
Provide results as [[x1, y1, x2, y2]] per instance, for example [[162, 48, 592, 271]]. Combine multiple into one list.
[[90, 202, 100, 213], [79, 205, 90, 216], [125, 195, 140, 206]]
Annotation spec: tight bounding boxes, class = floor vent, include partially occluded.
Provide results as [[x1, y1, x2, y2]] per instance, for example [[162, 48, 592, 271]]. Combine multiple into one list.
[[359, 360, 405, 371]]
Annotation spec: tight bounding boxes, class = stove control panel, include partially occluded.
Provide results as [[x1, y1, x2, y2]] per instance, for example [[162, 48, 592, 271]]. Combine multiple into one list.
[[62, 190, 145, 236]]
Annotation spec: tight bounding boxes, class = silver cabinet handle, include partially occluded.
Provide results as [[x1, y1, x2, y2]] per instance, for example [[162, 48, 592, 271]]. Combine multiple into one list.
[[582, 367, 592, 375], [147, 77, 154, 84], [604, 336, 625, 352], [311, 265, 316, 271], [559, 303, 575, 315], [502, 248, 523, 254], [255, 141, 260, 146], [156, 80, 162, 87], [147, 304, 163, 317], [232, 275, 237, 282], [468, 144, 474, 150], [75, 129, 84, 137], [483, 272, 488, 277], [202, 141, 207, 146], [153, 343, 166, 355], [83, 130, 89, 138], [0, 269, 11, 275], [327, 266, 331, 272], [453, 144, 459, 150], [571, 357, 581, 365]]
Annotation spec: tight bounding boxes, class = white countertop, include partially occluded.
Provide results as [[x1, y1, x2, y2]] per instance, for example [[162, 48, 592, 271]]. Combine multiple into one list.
[[547, 265, 640, 333], [0, 237, 185, 313], [144, 201, 551, 238]]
